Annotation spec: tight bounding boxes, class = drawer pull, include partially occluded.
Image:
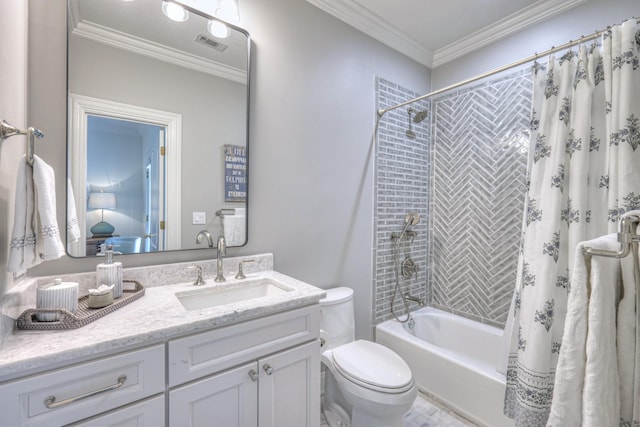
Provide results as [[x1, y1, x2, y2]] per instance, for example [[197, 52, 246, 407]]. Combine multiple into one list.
[[44, 374, 127, 409], [248, 369, 259, 382], [263, 364, 274, 375]]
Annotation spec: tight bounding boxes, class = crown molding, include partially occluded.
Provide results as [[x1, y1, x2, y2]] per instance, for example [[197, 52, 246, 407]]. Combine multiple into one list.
[[71, 21, 247, 84], [305, 0, 433, 67], [432, 0, 589, 67], [307, 0, 588, 69]]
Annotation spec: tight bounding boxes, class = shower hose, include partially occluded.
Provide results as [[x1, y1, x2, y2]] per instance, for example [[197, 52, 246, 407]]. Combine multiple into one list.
[[390, 237, 413, 324]]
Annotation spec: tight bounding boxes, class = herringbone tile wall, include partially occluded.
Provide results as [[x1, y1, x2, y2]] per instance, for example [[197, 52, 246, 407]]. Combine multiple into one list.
[[429, 68, 532, 327], [374, 77, 430, 325]]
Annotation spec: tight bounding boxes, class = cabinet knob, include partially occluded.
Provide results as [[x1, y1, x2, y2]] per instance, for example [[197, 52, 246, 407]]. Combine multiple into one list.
[[248, 369, 259, 382], [263, 364, 274, 375]]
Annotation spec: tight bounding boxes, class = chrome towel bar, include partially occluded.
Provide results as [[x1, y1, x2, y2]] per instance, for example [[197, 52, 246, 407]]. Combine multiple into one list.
[[583, 215, 640, 258], [0, 119, 44, 165]]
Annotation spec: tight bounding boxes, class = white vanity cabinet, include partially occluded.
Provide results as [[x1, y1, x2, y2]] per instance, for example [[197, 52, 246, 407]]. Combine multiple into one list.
[[0, 344, 165, 427], [168, 305, 321, 427]]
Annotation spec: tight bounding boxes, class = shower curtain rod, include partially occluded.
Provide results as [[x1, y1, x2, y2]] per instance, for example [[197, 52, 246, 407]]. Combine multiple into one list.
[[377, 17, 640, 118]]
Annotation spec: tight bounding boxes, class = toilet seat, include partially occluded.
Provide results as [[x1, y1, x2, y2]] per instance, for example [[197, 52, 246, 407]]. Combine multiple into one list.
[[330, 340, 414, 393]]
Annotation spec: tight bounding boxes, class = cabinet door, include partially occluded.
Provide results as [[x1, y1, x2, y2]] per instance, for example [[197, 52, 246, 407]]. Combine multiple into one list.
[[258, 340, 320, 427], [169, 361, 258, 427], [67, 395, 164, 427]]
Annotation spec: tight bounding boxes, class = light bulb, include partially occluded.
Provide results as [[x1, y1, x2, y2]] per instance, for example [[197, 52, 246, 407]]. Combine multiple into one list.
[[215, 0, 240, 23], [161, 1, 189, 22], [208, 20, 230, 38]]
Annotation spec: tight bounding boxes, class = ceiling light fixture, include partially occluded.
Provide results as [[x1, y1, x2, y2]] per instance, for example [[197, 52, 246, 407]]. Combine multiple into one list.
[[161, 1, 189, 22], [208, 20, 230, 39]]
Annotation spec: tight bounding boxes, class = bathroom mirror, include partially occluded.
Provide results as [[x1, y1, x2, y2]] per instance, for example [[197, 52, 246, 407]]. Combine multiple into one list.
[[66, 0, 250, 257]]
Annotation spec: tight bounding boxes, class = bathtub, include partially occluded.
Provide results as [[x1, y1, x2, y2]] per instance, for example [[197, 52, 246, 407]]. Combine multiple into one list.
[[376, 307, 514, 427]]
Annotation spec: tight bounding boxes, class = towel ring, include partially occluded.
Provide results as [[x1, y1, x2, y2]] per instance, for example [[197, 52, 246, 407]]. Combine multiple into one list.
[[0, 119, 45, 166]]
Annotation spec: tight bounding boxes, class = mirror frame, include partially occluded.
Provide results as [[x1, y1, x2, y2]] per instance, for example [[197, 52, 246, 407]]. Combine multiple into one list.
[[66, 0, 251, 256]]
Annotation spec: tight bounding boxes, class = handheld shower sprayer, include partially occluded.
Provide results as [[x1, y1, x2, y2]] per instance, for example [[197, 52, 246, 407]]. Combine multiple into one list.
[[399, 212, 420, 240], [393, 212, 420, 241]]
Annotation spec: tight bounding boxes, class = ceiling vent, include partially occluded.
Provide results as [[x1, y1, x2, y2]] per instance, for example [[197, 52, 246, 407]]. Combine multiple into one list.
[[195, 34, 228, 52]]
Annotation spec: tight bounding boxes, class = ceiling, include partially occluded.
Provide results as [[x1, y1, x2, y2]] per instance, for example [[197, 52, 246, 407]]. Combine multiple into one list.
[[305, 0, 588, 68]]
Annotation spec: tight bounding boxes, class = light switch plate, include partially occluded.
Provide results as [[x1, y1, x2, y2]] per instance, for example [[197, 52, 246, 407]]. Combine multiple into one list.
[[192, 212, 206, 225]]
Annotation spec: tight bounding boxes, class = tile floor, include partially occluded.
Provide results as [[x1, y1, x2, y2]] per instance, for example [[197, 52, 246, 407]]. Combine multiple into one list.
[[320, 391, 478, 427]]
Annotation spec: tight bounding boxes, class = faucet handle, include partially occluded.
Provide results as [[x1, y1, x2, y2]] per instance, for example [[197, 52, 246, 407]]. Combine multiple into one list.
[[186, 265, 206, 286], [235, 259, 255, 280]]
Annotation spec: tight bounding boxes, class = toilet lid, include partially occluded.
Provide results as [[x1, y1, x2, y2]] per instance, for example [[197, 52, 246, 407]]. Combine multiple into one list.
[[331, 340, 413, 392]]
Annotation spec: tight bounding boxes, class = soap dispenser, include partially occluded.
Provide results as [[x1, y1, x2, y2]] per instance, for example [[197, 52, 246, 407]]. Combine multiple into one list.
[[96, 244, 123, 298]]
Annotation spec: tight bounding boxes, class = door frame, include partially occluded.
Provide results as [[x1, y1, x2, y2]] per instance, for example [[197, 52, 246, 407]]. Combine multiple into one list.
[[68, 93, 182, 255]]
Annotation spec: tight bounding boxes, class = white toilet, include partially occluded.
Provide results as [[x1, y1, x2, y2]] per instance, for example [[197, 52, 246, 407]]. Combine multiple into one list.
[[320, 287, 417, 427]]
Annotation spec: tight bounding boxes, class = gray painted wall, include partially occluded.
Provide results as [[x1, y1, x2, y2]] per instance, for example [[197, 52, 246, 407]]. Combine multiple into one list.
[[0, 1, 27, 295], [16, 0, 430, 340]]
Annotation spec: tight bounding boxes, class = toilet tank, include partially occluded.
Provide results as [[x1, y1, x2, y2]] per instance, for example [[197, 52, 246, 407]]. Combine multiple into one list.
[[319, 287, 355, 351]]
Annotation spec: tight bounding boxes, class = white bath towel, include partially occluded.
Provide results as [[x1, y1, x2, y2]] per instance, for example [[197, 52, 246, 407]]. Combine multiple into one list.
[[66, 178, 81, 243], [222, 209, 246, 246], [618, 210, 640, 426], [547, 233, 622, 427], [8, 155, 65, 272]]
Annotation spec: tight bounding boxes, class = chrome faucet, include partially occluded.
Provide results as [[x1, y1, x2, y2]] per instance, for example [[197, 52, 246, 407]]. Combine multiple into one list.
[[186, 265, 206, 286], [195, 230, 214, 248], [215, 235, 226, 282]]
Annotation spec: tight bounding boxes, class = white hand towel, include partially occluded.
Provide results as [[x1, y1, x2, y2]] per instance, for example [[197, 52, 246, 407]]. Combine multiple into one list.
[[33, 155, 65, 261], [223, 210, 246, 246], [547, 234, 622, 427], [8, 157, 37, 272], [8, 155, 64, 272], [66, 178, 81, 243]]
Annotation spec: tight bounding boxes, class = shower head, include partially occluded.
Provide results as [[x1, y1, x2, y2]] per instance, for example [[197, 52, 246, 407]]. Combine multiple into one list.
[[412, 110, 428, 123], [409, 108, 428, 123]]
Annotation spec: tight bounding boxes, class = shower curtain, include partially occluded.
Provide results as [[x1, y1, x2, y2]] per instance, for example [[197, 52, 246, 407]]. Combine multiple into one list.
[[503, 19, 640, 427]]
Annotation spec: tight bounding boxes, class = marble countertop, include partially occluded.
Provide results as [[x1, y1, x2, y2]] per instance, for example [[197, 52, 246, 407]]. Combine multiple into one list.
[[0, 268, 325, 381]]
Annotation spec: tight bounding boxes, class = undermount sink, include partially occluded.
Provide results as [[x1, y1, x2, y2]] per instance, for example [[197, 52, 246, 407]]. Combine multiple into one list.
[[175, 278, 294, 311]]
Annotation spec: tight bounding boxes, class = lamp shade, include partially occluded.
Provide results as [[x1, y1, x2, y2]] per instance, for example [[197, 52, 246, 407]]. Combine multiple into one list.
[[88, 192, 116, 210]]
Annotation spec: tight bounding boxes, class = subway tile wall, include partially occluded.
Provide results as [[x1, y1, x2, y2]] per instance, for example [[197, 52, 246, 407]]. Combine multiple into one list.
[[373, 77, 430, 325]]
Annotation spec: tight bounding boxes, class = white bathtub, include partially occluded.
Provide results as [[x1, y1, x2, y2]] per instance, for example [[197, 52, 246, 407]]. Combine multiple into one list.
[[376, 307, 514, 427]]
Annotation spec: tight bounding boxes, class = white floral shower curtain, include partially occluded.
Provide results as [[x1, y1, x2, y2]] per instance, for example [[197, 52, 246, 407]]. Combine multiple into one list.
[[504, 19, 640, 427]]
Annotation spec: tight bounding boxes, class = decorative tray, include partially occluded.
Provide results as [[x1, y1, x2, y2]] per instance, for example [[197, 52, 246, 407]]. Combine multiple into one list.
[[16, 280, 145, 330]]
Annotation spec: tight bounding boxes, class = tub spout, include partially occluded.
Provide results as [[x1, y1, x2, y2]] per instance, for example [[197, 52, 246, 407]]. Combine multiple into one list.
[[404, 294, 425, 306]]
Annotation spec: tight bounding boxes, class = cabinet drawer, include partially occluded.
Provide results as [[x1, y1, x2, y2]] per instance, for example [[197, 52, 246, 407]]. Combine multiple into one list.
[[168, 305, 319, 386], [67, 395, 165, 427], [0, 344, 164, 427]]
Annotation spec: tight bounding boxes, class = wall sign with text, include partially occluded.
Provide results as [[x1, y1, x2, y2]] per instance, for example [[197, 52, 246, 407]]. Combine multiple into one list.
[[224, 144, 247, 202]]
